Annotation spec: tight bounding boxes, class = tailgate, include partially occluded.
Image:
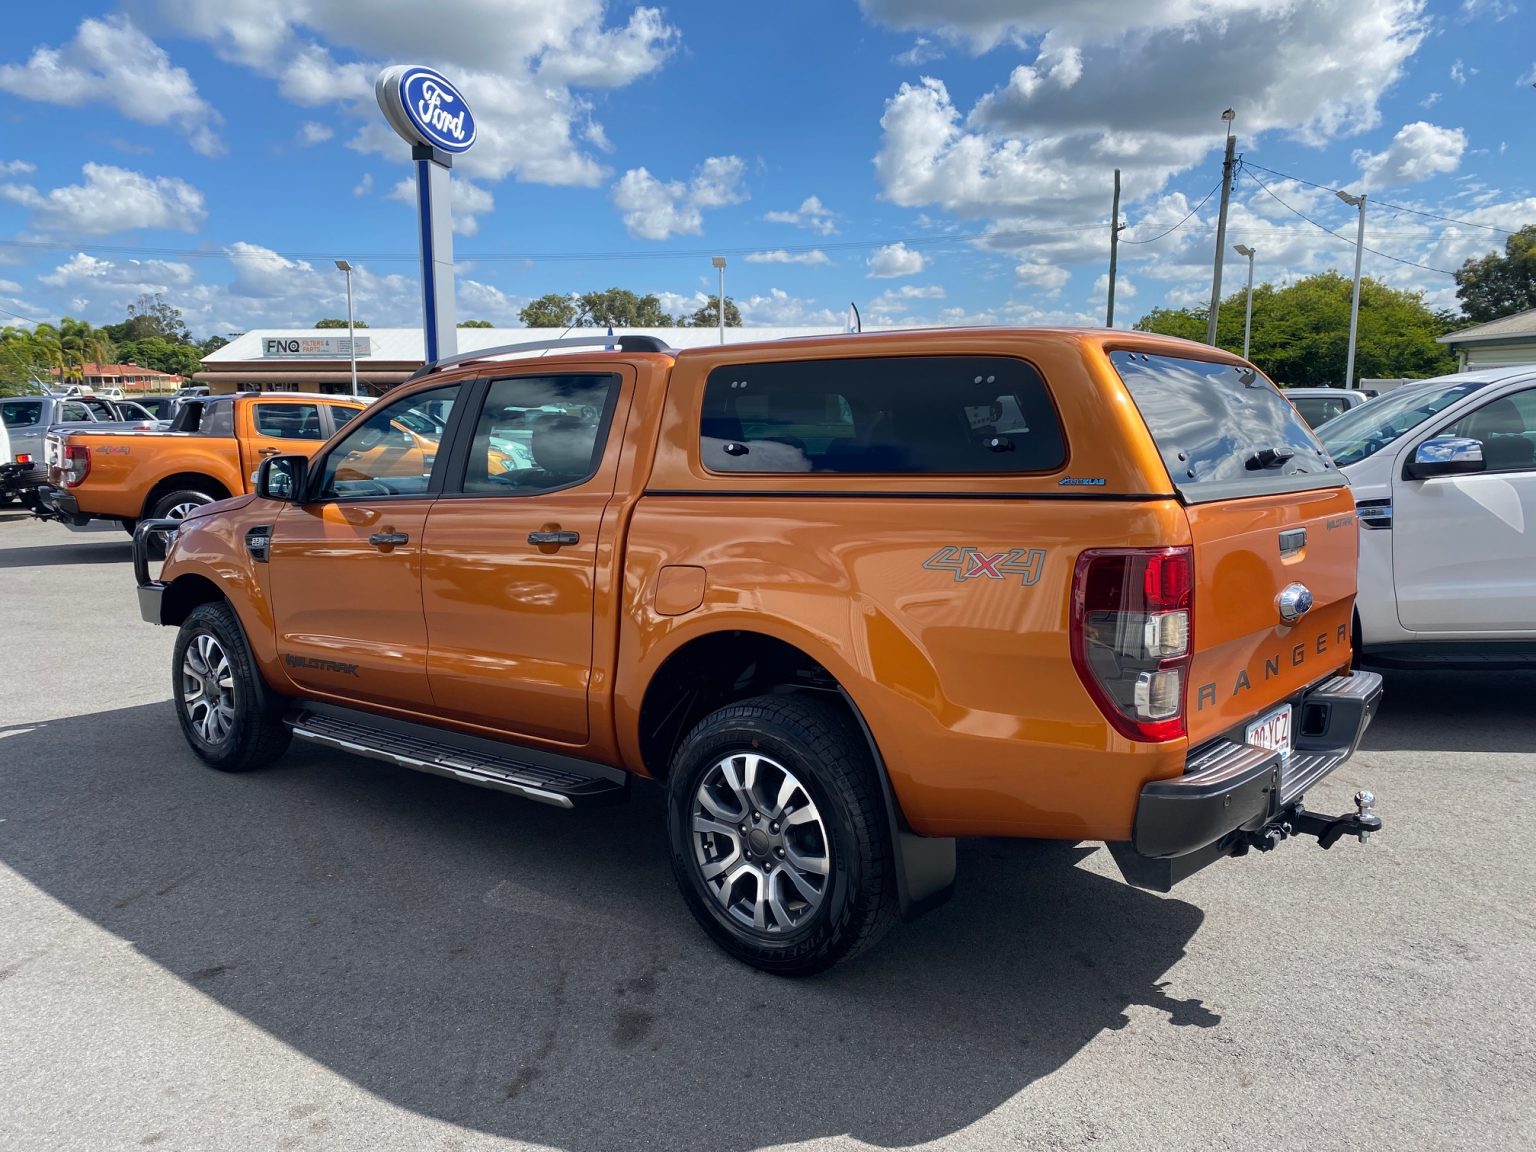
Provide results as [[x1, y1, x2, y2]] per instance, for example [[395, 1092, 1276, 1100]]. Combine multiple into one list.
[[1184, 488, 1358, 744]]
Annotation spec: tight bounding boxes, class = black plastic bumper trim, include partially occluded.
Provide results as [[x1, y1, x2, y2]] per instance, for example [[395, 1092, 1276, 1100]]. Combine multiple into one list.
[[1127, 670, 1384, 866]]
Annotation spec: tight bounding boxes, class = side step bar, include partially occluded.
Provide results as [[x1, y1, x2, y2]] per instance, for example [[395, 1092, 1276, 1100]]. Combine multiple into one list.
[[287, 705, 629, 809]]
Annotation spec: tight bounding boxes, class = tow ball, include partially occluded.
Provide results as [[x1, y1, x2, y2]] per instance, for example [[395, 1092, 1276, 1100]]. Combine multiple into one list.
[[1239, 790, 1381, 854]]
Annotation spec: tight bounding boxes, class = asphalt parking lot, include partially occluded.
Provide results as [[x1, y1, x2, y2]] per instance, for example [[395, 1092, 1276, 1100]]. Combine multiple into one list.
[[1, 509, 1533, 1152]]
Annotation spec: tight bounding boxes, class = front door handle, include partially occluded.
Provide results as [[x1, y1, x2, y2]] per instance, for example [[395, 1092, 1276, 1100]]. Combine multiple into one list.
[[258, 447, 280, 456], [528, 530, 579, 547], [369, 531, 409, 548]]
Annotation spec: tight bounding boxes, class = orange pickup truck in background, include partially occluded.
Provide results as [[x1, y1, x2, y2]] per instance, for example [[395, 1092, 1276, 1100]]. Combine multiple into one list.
[[38, 393, 369, 538]]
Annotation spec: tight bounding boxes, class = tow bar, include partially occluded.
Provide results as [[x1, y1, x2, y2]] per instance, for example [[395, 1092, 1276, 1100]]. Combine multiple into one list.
[[1238, 790, 1380, 854]]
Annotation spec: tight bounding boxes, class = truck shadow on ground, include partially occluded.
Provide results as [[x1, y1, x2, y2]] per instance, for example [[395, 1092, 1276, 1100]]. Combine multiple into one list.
[[1, 703, 1214, 1152], [1360, 668, 1536, 754], [0, 539, 133, 569]]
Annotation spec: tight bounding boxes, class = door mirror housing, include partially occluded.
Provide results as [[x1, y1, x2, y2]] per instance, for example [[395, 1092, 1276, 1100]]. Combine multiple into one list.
[[1405, 437, 1485, 480], [256, 455, 308, 502]]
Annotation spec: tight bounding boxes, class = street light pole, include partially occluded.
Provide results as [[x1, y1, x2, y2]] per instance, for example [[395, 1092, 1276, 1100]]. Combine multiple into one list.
[[1233, 244, 1255, 360], [335, 259, 358, 397], [1205, 108, 1238, 346], [711, 256, 727, 345], [1337, 190, 1367, 390]]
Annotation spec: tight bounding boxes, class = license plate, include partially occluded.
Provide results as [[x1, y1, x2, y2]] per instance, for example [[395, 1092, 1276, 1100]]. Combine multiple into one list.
[[1245, 704, 1292, 758]]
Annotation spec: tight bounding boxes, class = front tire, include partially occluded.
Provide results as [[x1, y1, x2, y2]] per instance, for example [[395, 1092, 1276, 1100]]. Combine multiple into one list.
[[172, 602, 291, 772], [666, 694, 897, 976]]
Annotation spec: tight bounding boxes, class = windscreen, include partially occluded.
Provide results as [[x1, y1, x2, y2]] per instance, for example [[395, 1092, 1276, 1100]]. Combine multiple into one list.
[[1318, 380, 1491, 467], [1111, 351, 1338, 503]]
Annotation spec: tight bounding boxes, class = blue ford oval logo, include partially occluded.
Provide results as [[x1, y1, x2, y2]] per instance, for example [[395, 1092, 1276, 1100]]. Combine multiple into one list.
[[385, 66, 476, 154], [1277, 583, 1314, 624]]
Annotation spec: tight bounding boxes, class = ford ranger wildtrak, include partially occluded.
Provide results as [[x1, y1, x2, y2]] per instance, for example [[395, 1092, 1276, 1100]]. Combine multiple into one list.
[[134, 329, 1383, 975]]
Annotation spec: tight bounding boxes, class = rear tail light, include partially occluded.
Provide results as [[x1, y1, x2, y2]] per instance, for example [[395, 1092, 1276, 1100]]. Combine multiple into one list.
[[61, 444, 90, 488], [1071, 547, 1193, 742], [14, 453, 31, 465]]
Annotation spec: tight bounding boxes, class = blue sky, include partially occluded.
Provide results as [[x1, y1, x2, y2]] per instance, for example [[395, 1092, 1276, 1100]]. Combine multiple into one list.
[[0, 0, 1532, 339]]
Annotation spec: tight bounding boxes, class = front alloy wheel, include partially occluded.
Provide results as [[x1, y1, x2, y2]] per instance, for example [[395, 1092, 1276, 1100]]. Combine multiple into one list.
[[691, 752, 831, 934], [181, 632, 237, 745]]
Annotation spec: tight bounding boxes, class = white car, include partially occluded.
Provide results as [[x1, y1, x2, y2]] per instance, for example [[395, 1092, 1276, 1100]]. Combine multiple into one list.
[[1317, 366, 1536, 668]]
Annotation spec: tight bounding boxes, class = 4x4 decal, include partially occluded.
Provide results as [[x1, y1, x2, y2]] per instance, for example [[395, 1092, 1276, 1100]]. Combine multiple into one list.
[[923, 546, 1046, 585]]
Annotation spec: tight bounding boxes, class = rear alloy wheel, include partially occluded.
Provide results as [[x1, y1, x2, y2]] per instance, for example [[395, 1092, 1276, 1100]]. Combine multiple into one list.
[[667, 694, 896, 976], [172, 602, 291, 772], [146, 488, 216, 558]]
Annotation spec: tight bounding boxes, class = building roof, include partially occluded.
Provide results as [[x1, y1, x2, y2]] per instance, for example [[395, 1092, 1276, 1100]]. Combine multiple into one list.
[[1437, 308, 1536, 345], [63, 362, 181, 377], [202, 326, 848, 366]]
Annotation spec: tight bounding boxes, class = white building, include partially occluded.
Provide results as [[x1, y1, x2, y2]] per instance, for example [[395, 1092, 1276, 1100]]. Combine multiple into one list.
[[197, 327, 845, 395], [1437, 308, 1536, 371]]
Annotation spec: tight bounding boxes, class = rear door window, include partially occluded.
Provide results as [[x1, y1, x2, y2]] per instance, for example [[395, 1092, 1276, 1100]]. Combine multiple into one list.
[[253, 402, 324, 440], [2, 401, 41, 428], [1111, 352, 1337, 503], [699, 355, 1065, 474]]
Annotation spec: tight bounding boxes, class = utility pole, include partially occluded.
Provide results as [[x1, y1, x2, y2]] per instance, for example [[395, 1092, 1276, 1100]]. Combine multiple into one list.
[[1107, 168, 1125, 327], [1337, 190, 1367, 390], [1205, 109, 1238, 346]]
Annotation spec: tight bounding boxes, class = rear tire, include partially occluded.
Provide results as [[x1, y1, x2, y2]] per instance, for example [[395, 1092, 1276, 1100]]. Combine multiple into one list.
[[146, 488, 216, 559], [172, 602, 291, 772], [666, 694, 897, 976]]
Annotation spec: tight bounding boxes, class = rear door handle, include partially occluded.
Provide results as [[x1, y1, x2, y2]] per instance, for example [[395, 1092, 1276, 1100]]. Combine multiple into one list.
[[369, 532, 409, 548], [528, 530, 579, 547]]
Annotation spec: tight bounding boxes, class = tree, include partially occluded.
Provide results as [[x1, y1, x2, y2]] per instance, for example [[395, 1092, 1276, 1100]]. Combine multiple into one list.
[[682, 296, 743, 328], [199, 335, 229, 355], [0, 327, 55, 397], [104, 293, 191, 345], [576, 288, 675, 327], [1135, 271, 1456, 385], [518, 293, 579, 328], [315, 318, 369, 329], [1453, 224, 1536, 323], [458, 319, 494, 328], [117, 336, 203, 380]]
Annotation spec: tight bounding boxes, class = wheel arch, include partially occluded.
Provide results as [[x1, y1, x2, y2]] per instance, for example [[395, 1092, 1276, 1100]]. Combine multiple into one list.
[[636, 627, 955, 919], [141, 473, 231, 520], [160, 572, 226, 626]]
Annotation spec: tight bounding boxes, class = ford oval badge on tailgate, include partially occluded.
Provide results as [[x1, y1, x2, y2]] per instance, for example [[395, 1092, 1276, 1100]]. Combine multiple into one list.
[[1278, 582, 1314, 624]]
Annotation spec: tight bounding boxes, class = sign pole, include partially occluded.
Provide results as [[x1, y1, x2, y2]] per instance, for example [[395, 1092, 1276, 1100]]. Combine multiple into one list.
[[413, 145, 458, 363]]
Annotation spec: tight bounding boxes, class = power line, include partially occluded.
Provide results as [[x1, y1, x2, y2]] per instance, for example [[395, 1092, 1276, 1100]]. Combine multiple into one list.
[[1242, 161, 1520, 236], [0, 301, 45, 324], [1239, 166, 1457, 276], [1120, 182, 1222, 245]]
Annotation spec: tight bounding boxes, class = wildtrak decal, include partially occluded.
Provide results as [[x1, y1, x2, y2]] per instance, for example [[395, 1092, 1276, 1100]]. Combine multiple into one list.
[[923, 546, 1046, 585], [1195, 623, 1349, 710], [284, 654, 360, 676]]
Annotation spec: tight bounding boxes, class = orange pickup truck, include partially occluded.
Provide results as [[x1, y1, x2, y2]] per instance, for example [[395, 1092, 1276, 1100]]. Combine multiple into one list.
[[134, 330, 1383, 974], [39, 393, 368, 538]]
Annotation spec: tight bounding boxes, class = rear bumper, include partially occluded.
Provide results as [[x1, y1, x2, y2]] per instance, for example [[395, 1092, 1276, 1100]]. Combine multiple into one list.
[[1110, 670, 1383, 891], [34, 484, 88, 525]]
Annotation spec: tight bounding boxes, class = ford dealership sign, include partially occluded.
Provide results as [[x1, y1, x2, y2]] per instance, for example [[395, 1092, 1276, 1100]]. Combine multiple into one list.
[[375, 65, 476, 154]]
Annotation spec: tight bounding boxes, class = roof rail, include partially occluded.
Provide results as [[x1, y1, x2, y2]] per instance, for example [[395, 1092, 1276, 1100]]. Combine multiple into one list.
[[404, 334, 673, 383]]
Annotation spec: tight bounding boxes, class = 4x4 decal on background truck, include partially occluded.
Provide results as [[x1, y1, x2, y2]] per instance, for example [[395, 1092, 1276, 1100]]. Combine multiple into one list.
[[923, 546, 1047, 585]]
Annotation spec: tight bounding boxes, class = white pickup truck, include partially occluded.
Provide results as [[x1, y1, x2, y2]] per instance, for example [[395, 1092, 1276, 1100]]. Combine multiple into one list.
[[1318, 366, 1536, 667]]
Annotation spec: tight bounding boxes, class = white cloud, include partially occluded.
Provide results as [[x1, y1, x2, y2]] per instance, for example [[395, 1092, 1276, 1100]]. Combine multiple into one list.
[[1520, 64, 1536, 87], [1450, 59, 1472, 85], [738, 288, 844, 326], [0, 16, 223, 156], [1091, 272, 1136, 300], [1420, 92, 1441, 108], [0, 163, 206, 236], [894, 36, 944, 66], [764, 195, 838, 236], [611, 156, 747, 239], [868, 283, 946, 319], [0, 160, 36, 177], [745, 249, 831, 265], [1015, 261, 1071, 295], [868, 242, 927, 278], [1354, 122, 1466, 188], [1461, 0, 1516, 19], [353, 173, 373, 197], [40, 252, 197, 292], [386, 177, 495, 236], [298, 121, 334, 146], [148, 0, 679, 187]]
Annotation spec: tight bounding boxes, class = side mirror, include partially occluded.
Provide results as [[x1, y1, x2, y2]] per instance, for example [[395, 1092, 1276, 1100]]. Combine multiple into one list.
[[256, 455, 308, 502], [1404, 437, 1485, 480]]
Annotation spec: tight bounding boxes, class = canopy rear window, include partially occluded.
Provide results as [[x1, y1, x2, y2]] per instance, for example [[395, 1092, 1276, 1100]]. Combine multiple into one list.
[[1111, 351, 1338, 503]]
